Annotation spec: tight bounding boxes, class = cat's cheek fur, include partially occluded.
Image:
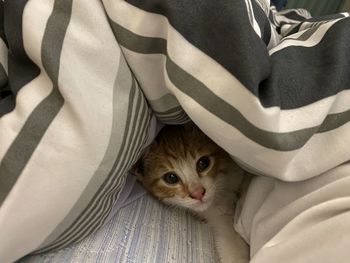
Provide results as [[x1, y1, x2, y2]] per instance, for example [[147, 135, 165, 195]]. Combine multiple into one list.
[[159, 176, 216, 212], [146, 178, 186, 199]]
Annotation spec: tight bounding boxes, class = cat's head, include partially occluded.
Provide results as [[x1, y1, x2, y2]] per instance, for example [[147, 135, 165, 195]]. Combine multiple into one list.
[[132, 123, 230, 212]]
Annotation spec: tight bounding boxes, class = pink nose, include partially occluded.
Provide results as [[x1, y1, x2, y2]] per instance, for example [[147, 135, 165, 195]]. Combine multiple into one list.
[[190, 187, 206, 201]]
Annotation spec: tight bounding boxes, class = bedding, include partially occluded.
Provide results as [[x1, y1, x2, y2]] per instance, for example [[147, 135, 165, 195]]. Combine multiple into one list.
[[1, 0, 350, 261], [20, 186, 219, 263], [20, 161, 350, 263]]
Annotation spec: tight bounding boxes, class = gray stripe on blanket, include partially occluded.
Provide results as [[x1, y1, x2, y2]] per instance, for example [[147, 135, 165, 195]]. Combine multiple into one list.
[[35, 53, 132, 249], [111, 4, 350, 109], [0, 64, 12, 116], [264, 18, 350, 108], [125, 0, 271, 101], [44, 80, 150, 252], [147, 94, 189, 124], [1, 0, 40, 117], [111, 21, 166, 54], [165, 58, 317, 151], [156, 110, 189, 124], [111, 23, 188, 124], [37, 56, 151, 252], [111, 22, 350, 151], [0, 64, 8, 95], [154, 106, 184, 117], [0, 0, 72, 205], [148, 93, 181, 113]]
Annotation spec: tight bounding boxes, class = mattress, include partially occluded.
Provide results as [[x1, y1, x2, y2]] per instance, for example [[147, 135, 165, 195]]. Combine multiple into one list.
[[20, 194, 219, 263]]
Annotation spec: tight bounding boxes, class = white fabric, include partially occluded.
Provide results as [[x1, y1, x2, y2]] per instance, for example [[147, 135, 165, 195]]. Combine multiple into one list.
[[235, 161, 350, 263]]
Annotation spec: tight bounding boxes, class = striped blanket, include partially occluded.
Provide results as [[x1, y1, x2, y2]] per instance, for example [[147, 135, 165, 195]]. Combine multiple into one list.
[[0, 0, 349, 261]]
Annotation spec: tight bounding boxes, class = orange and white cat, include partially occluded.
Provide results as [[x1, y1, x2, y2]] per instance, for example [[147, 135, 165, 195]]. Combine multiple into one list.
[[132, 123, 250, 263]]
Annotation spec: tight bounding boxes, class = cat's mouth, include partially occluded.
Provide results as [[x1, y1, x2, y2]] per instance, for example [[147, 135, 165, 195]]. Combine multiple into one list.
[[191, 196, 214, 212]]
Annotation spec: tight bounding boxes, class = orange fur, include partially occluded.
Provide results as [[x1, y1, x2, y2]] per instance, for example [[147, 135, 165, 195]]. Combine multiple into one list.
[[131, 123, 250, 263], [133, 123, 230, 203]]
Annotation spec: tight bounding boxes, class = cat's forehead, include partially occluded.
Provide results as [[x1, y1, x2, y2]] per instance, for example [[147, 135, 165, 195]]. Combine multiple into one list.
[[142, 124, 224, 173], [149, 137, 216, 163], [144, 143, 218, 177], [145, 145, 196, 172]]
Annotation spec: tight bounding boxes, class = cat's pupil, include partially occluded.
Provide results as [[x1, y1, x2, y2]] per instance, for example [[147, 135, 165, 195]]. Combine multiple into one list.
[[163, 172, 179, 184], [197, 156, 210, 172]]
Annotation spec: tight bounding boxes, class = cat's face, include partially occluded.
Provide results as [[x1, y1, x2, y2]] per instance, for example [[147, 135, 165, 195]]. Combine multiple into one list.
[[133, 123, 230, 212]]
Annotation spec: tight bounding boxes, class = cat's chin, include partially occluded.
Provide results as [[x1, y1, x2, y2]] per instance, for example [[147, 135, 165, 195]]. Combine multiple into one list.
[[191, 202, 211, 212], [163, 196, 214, 213]]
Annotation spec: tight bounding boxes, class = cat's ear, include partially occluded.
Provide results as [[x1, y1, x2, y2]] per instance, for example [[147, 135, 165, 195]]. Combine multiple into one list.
[[130, 145, 153, 182], [130, 158, 144, 182]]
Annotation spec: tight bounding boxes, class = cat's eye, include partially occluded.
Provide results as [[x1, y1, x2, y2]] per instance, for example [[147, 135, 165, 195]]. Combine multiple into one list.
[[163, 172, 180, 185], [197, 156, 210, 172]]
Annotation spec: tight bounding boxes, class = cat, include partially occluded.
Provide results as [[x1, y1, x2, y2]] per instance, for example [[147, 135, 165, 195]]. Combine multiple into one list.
[[132, 123, 250, 263]]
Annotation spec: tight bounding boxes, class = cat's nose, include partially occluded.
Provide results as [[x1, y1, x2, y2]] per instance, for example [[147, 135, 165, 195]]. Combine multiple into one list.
[[190, 187, 206, 201]]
